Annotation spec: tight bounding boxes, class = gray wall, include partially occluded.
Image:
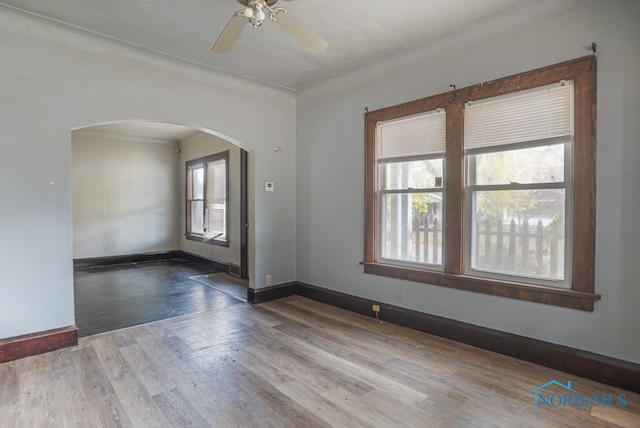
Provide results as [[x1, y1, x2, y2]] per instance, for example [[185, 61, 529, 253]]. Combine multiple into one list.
[[0, 7, 296, 339], [72, 134, 180, 258], [296, 1, 640, 363]]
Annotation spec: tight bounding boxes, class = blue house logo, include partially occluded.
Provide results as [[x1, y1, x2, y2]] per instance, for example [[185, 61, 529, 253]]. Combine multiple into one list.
[[531, 379, 627, 409], [531, 380, 577, 409]]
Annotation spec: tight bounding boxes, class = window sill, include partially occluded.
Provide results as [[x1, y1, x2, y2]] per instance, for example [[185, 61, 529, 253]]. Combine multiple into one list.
[[361, 262, 600, 311], [185, 234, 229, 247]]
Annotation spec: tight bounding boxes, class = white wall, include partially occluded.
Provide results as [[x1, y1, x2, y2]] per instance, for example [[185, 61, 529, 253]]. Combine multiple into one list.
[[296, 0, 640, 363], [179, 133, 242, 267], [0, 8, 296, 339], [72, 134, 180, 258]]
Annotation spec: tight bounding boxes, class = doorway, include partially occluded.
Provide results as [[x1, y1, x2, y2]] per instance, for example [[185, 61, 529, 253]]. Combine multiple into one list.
[[71, 121, 251, 336]]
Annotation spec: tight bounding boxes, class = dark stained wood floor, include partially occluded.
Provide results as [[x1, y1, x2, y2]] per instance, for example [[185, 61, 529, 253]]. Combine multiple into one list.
[[2, 296, 638, 427], [74, 259, 242, 337]]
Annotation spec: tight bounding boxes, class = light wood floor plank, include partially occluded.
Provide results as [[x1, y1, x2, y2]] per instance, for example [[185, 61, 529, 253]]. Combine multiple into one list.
[[152, 387, 211, 428], [2, 295, 638, 427], [256, 327, 430, 406], [321, 386, 418, 428], [0, 362, 19, 406], [118, 343, 175, 397], [110, 374, 173, 427], [277, 380, 374, 427], [590, 404, 639, 428]]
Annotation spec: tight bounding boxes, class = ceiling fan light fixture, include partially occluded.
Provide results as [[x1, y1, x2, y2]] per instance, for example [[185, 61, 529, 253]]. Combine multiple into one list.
[[212, 0, 328, 54], [243, 2, 269, 27]]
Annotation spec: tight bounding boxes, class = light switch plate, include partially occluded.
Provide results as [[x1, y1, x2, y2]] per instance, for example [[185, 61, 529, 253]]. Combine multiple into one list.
[[264, 181, 274, 192]]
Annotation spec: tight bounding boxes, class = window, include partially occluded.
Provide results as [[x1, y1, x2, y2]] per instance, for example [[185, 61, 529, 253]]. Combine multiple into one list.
[[377, 109, 446, 267], [465, 82, 572, 286], [364, 56, 599, 311], [186, 151, 229, 245]]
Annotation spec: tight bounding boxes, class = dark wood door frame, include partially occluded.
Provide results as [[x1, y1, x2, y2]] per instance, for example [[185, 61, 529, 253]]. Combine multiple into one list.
[[240, 149, 249, 279]]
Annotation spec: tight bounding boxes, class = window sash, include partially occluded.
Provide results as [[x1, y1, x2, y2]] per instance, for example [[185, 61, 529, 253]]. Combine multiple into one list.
[[465, 187, 569, 286], [379, 190, 444, 267]]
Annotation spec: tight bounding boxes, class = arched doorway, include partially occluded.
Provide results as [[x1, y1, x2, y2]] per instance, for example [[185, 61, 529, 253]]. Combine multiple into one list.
[[71, 120, 252, 336]]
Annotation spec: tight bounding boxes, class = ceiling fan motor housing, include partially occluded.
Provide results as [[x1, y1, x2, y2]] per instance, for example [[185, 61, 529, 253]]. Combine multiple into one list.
[[236, 0, 281, 7]]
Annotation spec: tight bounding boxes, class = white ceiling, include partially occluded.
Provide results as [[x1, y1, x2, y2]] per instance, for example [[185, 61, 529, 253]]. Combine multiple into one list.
[[0, 0, 597, 91]]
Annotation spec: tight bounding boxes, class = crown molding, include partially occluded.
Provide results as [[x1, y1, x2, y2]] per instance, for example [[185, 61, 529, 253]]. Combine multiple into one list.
[[0, 4, 295, 106]]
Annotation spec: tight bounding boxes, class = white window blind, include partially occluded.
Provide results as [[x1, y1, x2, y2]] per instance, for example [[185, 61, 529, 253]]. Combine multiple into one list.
[[377, 109, 446, 160], [465, 81, 573, 152]]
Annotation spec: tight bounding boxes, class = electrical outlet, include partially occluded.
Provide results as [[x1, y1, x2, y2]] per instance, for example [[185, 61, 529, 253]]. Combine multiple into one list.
[[372, 304, 380, 312], [397, 290, 405, 303], [266, 275, 272, 285]]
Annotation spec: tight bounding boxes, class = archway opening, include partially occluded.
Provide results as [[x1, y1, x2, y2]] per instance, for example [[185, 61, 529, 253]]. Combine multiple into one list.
[[71, 120, 253, 337]]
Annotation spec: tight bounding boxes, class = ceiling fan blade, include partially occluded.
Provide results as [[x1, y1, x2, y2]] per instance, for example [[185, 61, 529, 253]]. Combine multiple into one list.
[[212, 14, 247, 53], [275, 12, 328, 53]]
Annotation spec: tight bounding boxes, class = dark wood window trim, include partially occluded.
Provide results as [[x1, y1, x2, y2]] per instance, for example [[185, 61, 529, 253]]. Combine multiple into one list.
[[186, 150, 230, 247], [364, 55, 600, 311]]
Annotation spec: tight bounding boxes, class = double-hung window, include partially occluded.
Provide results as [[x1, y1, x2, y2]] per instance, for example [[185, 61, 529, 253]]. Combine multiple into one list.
[[378, 110, 446, 267], [364, 55, 599, 311], [186, 151, 229, 245], [465, 81, 573, 286]]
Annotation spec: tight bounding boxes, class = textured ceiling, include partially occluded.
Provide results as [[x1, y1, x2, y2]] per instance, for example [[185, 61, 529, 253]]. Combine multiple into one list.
[[0, 0, 597, 91]]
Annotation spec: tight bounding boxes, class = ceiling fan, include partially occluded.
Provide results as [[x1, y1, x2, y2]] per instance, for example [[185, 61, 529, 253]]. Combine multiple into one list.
[[212, 0, 328, 54]]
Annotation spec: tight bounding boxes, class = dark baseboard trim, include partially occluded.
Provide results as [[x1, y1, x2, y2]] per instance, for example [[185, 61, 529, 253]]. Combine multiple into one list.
[[177, 251, 229, 273], [0, 326, 78, 363], [294, 282, 640, 393], [73, 250, 229, 273], [247, 282, 299, 304], [73, 251, 183, 269]]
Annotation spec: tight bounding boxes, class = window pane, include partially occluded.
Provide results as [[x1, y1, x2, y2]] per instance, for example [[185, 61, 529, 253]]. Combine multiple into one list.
[[190, 201, 204, 235], [206, 203, 226, 237], [191, 167, 204, 199], [381, 192, 443, 265], [472, 144, 565, 185], [207, 159, 226, 200], [471, 189, 565, 280], [383, 159, 444, 190]]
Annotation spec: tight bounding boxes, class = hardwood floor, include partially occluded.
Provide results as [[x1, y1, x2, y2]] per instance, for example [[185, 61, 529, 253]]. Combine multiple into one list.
[[190, 272, 249, 302], [74, 259, 241, 337], [2, 296, 638, 427]]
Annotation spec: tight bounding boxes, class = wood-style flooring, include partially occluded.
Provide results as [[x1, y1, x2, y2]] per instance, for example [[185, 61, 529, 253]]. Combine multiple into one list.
[[2, 296, 638, 427], [74, 259, 244, 337]]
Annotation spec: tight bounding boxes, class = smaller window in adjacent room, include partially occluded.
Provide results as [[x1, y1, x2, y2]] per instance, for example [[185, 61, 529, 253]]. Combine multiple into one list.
[[186, 151, 229, 245]]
